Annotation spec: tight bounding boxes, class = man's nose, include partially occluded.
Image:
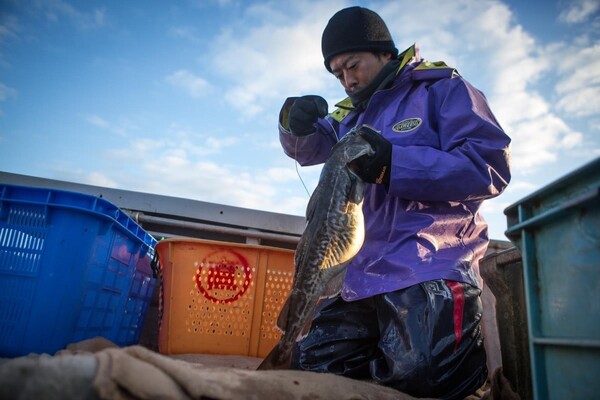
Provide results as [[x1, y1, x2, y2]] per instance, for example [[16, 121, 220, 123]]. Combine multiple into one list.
[[342, 71, 358, 91]]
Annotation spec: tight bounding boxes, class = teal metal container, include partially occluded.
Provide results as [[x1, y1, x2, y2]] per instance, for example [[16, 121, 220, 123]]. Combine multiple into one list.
[[504, 157, 600, 400]]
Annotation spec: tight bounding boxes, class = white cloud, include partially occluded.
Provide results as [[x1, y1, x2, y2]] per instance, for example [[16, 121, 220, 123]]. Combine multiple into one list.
[[104, 124, 241, 169], [491, 91, 550, 127], [137, 149, 308, 214], [86, 114, 109, 128], [556, 86, 600, 117], [162, 123, 241, 157], [91, 123, 315, 216], [166, 69, 212, 98], [508, 113, 583, 169], [552, 42, 600, 117], [85, 114, 138, 137], [33, 0, 106, 30], [0, 82, 17, 101], [0, 14, 19, 41], [168, 26, 200, 43], [265, 166, 306, 184], [503, 179, 539, 193], [110, 137, 163, 157], [0, 14, 20, 67], [480, 197, 511, 215], [559, 0, 600, 24], [209, 1, 344, 117], [204, 136, 239, 152], [380, 0, 588, 174], [85, 171, 117, 188]]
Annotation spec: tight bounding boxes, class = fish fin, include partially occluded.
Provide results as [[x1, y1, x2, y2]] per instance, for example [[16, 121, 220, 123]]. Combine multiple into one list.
[[276, 293, 291, 333], [321, 268, 347, 300], [297, 316, 314, 340], [294, 269, 347, 342], [257, 344, 292, 370], [305, 184, 322, 222]]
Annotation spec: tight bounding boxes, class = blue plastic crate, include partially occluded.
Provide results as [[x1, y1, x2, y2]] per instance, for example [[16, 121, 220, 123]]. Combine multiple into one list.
[[504, 157, 600, 400], [0, 184, 157, 357]]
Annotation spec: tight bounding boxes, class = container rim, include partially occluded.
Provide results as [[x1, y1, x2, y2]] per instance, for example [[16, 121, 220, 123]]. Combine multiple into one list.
[[0, 183, 156, 249], [503, 157, 600, 216], [154, 237, 295, 254]]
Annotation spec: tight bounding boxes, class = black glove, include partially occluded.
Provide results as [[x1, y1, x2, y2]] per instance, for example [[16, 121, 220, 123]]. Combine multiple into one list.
[[287, 95, 328, 136], [354, 125, 392, 187]]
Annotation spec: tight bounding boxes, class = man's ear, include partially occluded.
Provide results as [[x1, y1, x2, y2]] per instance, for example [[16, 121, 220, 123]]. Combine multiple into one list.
[[378, 52, 393, 62]]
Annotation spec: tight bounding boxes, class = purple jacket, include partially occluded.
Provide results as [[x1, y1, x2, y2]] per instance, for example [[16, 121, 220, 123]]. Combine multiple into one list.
[[279, 45, 511, 301]]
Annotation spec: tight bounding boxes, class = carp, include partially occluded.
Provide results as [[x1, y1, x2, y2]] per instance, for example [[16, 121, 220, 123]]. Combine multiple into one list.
[[257, 125, 376, 370]]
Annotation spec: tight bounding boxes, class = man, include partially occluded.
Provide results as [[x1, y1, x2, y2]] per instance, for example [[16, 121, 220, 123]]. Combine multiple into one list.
[[278, 6, 511, 400]]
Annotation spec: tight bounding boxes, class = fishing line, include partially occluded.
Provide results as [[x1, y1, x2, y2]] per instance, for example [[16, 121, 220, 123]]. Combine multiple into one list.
[[294, 136, 311, 197], [293, 118, 339, 199]]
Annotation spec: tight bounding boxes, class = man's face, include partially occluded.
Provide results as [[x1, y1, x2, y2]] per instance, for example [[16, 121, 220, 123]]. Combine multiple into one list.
[[329, 51, 392, 95]]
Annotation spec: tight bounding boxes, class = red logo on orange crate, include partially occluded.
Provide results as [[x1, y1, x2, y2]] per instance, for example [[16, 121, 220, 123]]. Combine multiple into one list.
[[194, 249, 252, 303]]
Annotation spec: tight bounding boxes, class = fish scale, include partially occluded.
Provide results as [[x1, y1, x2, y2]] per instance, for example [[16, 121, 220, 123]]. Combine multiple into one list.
[[257, 126, 376, 370]]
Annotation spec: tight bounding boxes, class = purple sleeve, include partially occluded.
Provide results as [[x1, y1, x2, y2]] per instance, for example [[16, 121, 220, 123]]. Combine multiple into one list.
[[389, 78, 511, 202], [278, 97, 339, 166]]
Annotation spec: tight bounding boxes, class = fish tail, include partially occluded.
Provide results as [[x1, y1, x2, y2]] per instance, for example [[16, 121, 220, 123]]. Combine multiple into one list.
[[256, 344, 293, 370]]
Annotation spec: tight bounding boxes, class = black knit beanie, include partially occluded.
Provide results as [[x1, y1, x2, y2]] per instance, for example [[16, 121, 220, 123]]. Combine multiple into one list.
[[321, 7, 398, 72]]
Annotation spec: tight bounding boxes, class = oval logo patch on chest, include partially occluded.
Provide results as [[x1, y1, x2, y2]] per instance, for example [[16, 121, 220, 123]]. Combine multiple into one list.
[[392, 118, 422, 133]]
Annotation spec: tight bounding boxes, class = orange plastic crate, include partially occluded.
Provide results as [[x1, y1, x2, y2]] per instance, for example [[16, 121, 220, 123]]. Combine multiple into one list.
[[155, 238, 294, 357]]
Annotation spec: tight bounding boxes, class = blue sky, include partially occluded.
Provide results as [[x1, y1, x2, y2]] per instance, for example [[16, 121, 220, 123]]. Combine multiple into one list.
[[1, 0, 599, 241]]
